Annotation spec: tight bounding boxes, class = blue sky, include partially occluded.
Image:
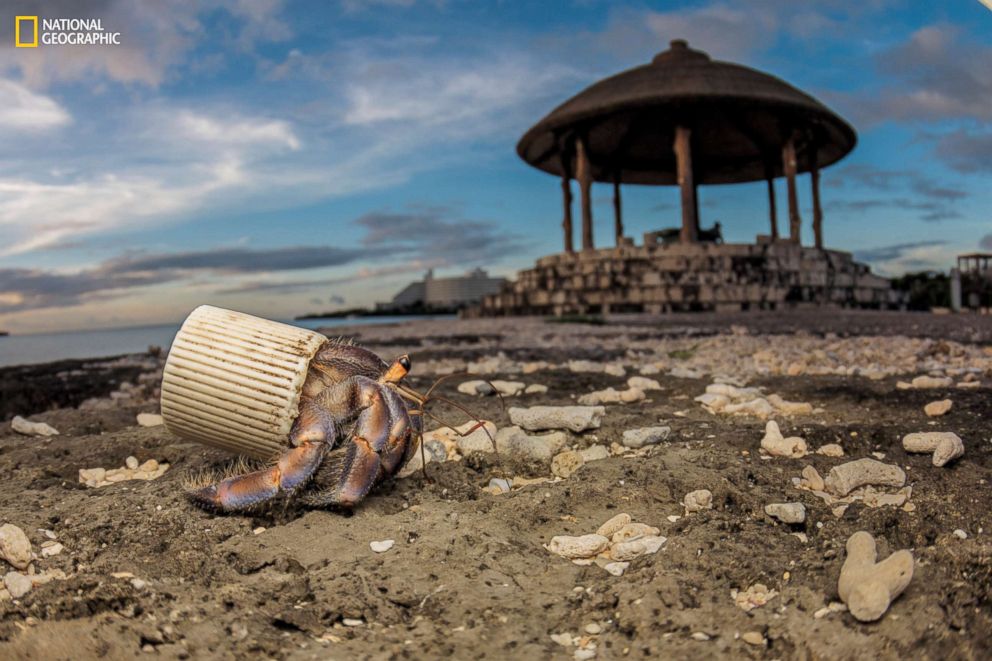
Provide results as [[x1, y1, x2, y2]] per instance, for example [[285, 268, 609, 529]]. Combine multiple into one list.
[[0, 0, 990, 333]]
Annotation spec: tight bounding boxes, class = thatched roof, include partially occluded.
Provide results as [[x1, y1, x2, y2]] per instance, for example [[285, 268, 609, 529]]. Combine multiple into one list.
[[518, 40, 856, 185]]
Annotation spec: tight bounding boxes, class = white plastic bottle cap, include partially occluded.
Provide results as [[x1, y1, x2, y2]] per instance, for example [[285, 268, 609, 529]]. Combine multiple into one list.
[[160, 305, 327, 459]]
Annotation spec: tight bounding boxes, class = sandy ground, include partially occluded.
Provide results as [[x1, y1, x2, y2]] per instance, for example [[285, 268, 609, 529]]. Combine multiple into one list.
[[1, 311, 991, 660]]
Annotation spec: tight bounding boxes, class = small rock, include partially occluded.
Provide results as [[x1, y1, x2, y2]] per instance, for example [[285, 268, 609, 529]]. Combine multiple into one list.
[[11, 416, 59, 437], [621, 426, 671, 449], [611, 523, 661, 543], [551, 451, 585, 479], [487, 478, 512, 494], [509, 406, 605, 433], [40, 542, 64, 557], [131, 578, 147, 590], [546, 534, 610, 559], [801, 465, 825, 492], [595, 513, 631, 538], [627, 376, 662, 391], [816, 443, 844, 457], [733, 583, 778, 611], [4, 572, 32, 599], [574, 649, 596, 661], [725, 398, 775, 418], [578, 387, 644, 406], [683, 489, 713, 513], [584, 623, 602, 635], [524, 384, 548, 395], [453, 421, 499, 455], [953, 529, 968, 540], [902, 432, 965, 467], [741, 631, 765, 646], [603, 561, 629, 576], [253, 527, 266, 535], [498, 426, 568, 462], [125, 456, 139, 470], [690, 632, 711, 641], [911, 375, 953, 389], [603, 363, 626, 377], [824, 459, 905, 497], [490, 380, 526, 396], [0, 524, 32, 570], [610, 535, 666, 561], [765, 502, 806, 524], [342, 618, 364, 627], [550, 632, 574, 646], [760, 421, 807, 458], [370, 539, 395, 553], [457, 380, 487, 395], [838, 531, 913, 622], [136, 413, 164, 427], [924, 399, 953, 417], [579, 445, 609, 462]]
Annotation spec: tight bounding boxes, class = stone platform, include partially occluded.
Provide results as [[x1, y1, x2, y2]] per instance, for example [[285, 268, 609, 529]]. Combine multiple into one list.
[[471, 242, 900, 316]]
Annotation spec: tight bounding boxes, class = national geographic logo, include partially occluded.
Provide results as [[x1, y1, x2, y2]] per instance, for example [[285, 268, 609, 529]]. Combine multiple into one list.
[[15, 16, 121, 47]]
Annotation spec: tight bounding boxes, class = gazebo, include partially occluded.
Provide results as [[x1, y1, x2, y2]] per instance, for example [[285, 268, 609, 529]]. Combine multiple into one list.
[[516, 39, 856, 250], [472, 40, 900, 317]]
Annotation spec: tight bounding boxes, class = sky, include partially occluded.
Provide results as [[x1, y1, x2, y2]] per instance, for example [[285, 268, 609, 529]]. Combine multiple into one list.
[[0, 0, 990, 333]]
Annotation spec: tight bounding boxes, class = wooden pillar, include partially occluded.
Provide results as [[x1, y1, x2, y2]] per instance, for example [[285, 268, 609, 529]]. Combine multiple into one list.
[[766, 173, 778, 240], [782, 136, 801, 244], [674, 125, 697, 243], [810, 155, 823, 250], [612, 175, 623, 246], [560, 174, 574, 253], [575, 137, 594, 251]]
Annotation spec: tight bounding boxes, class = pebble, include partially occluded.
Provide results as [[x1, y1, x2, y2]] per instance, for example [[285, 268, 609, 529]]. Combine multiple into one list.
[[509, 406, 605, 433], [579, 445, 609, 462], [131, 578, 147, 590], [490, 380, 526, 396], [10, 416, 59, 437], [546, 534, 610, 559], [370, 539, 395, 553], [911, 375, 953, 389], [595, 513, 631, 537], [578, 387, 644, 406], [487, 478, 512, 494], [602, 562, 629, 576], [953, 529, 968, 540], [733, 583, 778, 611], [924, 399, 953, 417], [611, 523, 661, 543], [683, 489, 713, 513], [524, 384, 548, 395], [253, 527, 266, 535], [4, 571, 32, 599], [816, 443, 844, 457], [741, 631, 765, 646], [0, 524, 32, 570], [574, 650, 596, 660], [452, 421, 499, 455], [457, 380, 487, 395], [690, 632, 711, 641], [902, 432, 965, 467], [627, 376, 662, 391], [125, 456, 139, 470], [760, 421, 808, 458], [621, 426, 671, 448], [342, 618, 364, 627], [496, 426, 568, 462], [136, 413, 164, 427], [584, 623, 602, 635], [824, 459, 905, 496], [40, 541, 63, 557], [765, 502, 806, 524], [551, 451, 585, 479], [838, 531, 913, 622], [610, 535, 666, 561]]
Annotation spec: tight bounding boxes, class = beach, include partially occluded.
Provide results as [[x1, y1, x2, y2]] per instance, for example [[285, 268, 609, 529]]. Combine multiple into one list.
[[1, 310, 991, 659]]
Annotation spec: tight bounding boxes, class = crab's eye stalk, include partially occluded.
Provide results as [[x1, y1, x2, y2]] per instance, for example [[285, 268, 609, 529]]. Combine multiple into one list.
[[384, 354, 411, 383]]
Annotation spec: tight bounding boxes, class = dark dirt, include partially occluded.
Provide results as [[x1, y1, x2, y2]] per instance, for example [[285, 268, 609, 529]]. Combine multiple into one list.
[[1, 311, 990, 660]]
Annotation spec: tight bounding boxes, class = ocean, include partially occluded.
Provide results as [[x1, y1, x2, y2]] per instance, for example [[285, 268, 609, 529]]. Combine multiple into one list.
[[0, 315, 451, 368]]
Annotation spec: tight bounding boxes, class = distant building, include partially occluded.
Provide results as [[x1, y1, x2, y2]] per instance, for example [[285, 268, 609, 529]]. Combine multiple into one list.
[[379, 268, 506, 311]]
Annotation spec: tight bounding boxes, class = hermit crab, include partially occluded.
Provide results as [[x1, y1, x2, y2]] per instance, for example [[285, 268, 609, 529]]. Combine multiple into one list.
[[184, 341, 493, 512]]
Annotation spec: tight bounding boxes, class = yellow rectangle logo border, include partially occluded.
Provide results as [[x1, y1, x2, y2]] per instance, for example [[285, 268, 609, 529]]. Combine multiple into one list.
[[15, 16, 39, 48]]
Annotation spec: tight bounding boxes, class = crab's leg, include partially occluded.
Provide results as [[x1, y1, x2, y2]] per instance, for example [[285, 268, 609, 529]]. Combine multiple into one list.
[[187, 398, 336, 511], [301, 381, 411, 508]]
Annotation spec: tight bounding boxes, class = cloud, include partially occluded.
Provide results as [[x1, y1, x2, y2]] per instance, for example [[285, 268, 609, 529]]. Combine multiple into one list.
[[853, 241, 958, 276], [0, 79, 72, 131], [174, 110, 300, 150], [981, 234, 992, 251], [0, 0, 291, 88], [932, 130, 992, 174], [826, 164, 965, 222], [104, 245, 363, 273], [0, 207, 516, 313]]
